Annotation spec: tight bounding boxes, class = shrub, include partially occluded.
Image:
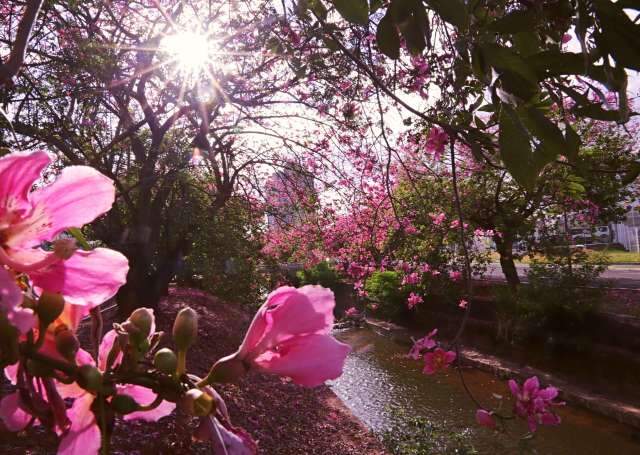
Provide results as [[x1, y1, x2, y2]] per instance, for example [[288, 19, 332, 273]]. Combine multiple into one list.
[[296, 260, 341, 290], [365, 271, 407, 318]]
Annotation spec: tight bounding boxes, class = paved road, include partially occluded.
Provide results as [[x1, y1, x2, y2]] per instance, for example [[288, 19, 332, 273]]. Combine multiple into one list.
[[482, 263, 640, 289]]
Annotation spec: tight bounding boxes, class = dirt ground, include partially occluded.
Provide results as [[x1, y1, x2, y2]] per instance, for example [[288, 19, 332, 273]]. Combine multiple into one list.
[[0, 288, 387, 454]]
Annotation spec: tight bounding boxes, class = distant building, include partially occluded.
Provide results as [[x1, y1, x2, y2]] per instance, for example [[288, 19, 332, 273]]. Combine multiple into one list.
[[265, 165, 317, 230]]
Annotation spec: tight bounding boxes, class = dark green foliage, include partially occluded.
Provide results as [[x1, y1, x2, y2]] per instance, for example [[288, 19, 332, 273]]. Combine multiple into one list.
[[365, 271, 407, 318], [296, 260, 342, 290]]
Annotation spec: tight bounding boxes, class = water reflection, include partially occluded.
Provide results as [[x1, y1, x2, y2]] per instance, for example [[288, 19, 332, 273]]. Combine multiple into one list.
[[329, 328, 640, 454]]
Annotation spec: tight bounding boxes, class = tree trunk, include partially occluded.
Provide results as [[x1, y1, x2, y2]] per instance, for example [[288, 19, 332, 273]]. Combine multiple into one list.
[[495, 232, 520, 288]]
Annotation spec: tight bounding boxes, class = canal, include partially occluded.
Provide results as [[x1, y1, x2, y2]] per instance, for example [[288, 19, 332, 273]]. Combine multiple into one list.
[[329, 328, 640, 454]]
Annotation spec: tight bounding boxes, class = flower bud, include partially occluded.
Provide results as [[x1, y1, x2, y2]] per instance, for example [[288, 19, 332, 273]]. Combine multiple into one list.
[[111, 394, 140, 414], [128, 308, 154, 340], [77, 364, 102, 393], [202, 353, 247, 385], [173, 307, 198, 351], [475, 409, 496, 429], [154, 348, 178, 374], [53, 238, 78, 260], [182, 388, 213, 417], [36, 292, 65, 327], [55, 326, 79, 362]]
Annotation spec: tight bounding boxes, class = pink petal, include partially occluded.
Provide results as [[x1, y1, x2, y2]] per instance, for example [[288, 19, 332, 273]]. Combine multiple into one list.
[[16, 166, 115, 245], [98, 329, 121, 371], [57, 393, 100, 455], [194, 416, 257, 455], [259, 285, 335, 349], [475, 409, 496, 429], [117, 385, 175, 422], [538, 386, 559, 401], [28, 248, 129, 307], [508, 379, 520, 397], [0, 392, 33, 431], [253, 334, 350, 387], [0, 267, 35, 334], [0, 151, 50, 223], [523, 376, 540, 395], [444, 351, 457, 363]]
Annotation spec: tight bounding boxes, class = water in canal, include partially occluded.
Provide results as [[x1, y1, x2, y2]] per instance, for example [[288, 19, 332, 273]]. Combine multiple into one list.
[[329, 328, 640, 454]]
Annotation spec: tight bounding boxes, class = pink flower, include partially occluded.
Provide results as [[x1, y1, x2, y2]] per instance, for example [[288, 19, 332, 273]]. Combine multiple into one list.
[[423, 348, 456, 375], [345, 306, 359, 317], [234, 285, 350, 386], [407, 328, 437, 360], [402, 272, 421, 285], [476, 409, 496, 429], [449, 270, 462, 281], [0, 267, 35, 334], [508, 376, 564, 432], [425, 127, 448, 160], [430, 212, 446, 226], [0, 151, 129, 308], [458, 299, 468, 309], [407, 292, 423, 309]]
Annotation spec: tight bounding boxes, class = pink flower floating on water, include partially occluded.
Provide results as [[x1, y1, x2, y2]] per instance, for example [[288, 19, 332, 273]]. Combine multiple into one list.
[[423, 348, 456, 375], [345, 306, 359, 317], [0, 151, 128, 308], [508, 376, 564, 432], [475, 409, 496, 429], [407, 292, 423, 309], [210, 285, 350, 387], [458, 299, 468, 309], [407, 328, 437, 360]]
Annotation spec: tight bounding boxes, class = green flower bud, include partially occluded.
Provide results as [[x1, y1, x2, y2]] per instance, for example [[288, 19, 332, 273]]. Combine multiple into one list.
[[128, 308, 154, 340], [172, 307, 198, 351], [77, 364, 102, 393], [36, 292, 65, 327], [182, 388, 213, 417], [111, 394, 140, 414], [202, 353, 247, 385], [153, 348, 178, 374], [54, 326, 79, 362]]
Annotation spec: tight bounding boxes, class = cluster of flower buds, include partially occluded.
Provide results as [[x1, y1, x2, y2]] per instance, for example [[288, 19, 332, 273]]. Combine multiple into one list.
[[0, 151, 350, 454]]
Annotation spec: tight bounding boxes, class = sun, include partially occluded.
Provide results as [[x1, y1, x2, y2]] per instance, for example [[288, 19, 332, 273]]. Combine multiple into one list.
[[160, 31, 212, 77]]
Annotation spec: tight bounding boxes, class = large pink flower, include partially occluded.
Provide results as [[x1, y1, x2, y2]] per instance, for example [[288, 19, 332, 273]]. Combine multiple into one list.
[[0, 151, 128, 308], [236, 285, 350, 387], [508, 376, 564, 432]]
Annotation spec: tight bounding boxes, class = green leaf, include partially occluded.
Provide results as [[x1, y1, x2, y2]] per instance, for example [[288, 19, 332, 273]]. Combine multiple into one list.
[[518, 106, 566, 163], [426, 0, 469, 28], [332, 0, 369, 25], [376, 13, 401, 59], [572, 103, 621, 121], [499, 106, 537, 189], [68, 228, 91, 250], [564, 124, 581, 162], [488, 9, 537, 33], [480, 43, 538, 84], [593, 0, 640, 71]]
